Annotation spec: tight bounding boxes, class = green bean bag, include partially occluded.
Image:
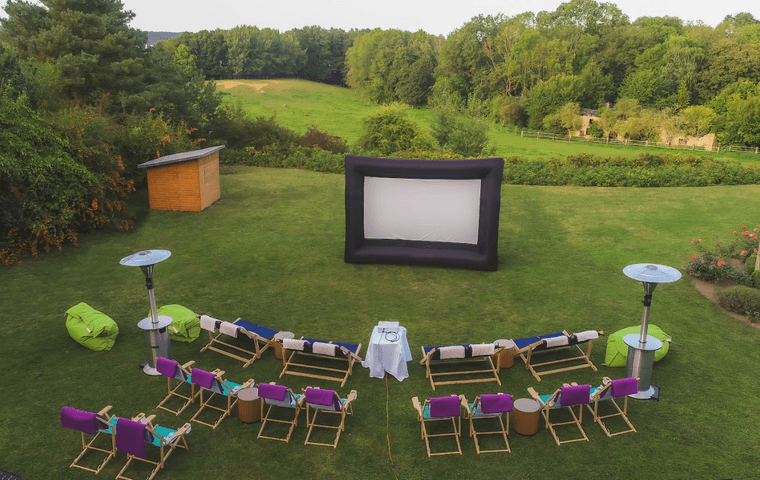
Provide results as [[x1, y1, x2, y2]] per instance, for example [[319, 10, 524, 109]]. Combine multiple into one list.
[[65, 302, 119, 351], [604, 324, 671, 367], [149, 304, 201, 343]]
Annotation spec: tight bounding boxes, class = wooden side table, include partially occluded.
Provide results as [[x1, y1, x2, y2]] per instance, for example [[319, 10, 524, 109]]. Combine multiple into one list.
[[513, 398, 541, 435], [273, 331, 295, 361], [237, 387, 262, 423], [494, 339, 517, 370]]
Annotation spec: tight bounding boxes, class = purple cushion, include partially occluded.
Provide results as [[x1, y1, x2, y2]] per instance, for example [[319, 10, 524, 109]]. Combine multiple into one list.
[[115, 418, 147, 459], [559, 385, 591, 407], [429, 396, 461, 418], [61, 407, 99, 435], [480, 394, 513, 414], [156, 357, 179, 378], [258, 383, 288, 402], [305, 387, 340, 411], [611, 377, 639, 397], [190, 368, 216, 389]]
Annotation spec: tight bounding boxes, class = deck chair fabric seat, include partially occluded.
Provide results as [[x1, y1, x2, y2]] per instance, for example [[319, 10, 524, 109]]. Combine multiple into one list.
[[280, 337, 363, 387], [115, 414, 190, 480], [463, 394, 513, 454], [528, 384, 591, 446], [257, 383, 304, 443], [199, 316, 278, 368], [513, 330, 602, 382], [61, 406, 117, 474], [155, 357, 199, 415], [189, 367, 253, 429], [419, 343, 502, 390], [65, 302, 119, 351], [412, 395, 465, 457], [587, 376, 638, 436], [150, 305, 200, 343], [302, 387, 357, 448], [604, 325, 671, 367]]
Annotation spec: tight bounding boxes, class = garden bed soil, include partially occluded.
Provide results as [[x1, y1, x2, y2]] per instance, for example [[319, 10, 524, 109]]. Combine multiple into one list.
[[690, 259, 758, 329]]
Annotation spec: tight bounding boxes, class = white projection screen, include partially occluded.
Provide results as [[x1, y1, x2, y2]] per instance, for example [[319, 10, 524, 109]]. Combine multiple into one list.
[[344, 156, 504, 271], [363, 177, 482, 244]]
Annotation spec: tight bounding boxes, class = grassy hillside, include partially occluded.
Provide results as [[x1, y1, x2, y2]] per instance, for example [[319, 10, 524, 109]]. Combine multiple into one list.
[[217, 79, 760, 165], [2, 166, 760, 479]]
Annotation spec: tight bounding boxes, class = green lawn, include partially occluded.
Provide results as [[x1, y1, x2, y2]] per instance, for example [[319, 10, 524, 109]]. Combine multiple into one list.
[[2, 166, 759, 479], [217, 78, 760, 166]]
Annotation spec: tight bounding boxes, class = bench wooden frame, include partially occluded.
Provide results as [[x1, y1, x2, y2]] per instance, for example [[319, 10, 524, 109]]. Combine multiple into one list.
[[279, 338, 363, 388], [199, 317, 277, 368], [419, 344, 504, 390], [514, 330, 603, 382]]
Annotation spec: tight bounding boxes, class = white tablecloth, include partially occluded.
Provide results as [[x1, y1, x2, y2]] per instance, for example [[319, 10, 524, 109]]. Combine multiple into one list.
[[361, 326, 412, 381]]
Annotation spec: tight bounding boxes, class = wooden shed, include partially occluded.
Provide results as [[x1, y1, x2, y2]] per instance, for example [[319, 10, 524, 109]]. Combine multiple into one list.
[[137, 145, 225, 212]]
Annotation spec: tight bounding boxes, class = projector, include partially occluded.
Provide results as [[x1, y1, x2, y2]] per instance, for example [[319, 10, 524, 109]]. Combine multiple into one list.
[[378, 321, 399, 333]]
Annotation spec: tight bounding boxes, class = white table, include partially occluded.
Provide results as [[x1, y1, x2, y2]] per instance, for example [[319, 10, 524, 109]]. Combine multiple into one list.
[[361, 325, 412, 381]]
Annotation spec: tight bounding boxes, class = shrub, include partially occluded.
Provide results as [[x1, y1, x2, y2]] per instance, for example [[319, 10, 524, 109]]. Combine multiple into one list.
[[717, 286, 760, 322], [302, 126, 348, 154], [430, 108, 494, 157], [753, 270, 760, 289], [357, 104, 432, 155], [745, 253, 758, 274]]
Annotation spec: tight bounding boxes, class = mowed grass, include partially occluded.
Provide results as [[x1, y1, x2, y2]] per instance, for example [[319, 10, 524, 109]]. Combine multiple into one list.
[[217, 78, 760, 166], [2, 166, 760, 479]]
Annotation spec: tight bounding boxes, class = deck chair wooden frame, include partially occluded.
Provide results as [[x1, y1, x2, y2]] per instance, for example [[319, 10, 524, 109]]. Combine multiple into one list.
[[279, 337, 363, 387], [155, 358, 199, 416], [419, 344, 504, 390], [586, 376, 638, 437], [412, 395, 466, 457], [199, 316, 278, 368], [514, 330, 603, 382], [463, 394, 513, 454], [302, 387, 357, 448], [115, 413, 190, 480], [61, 405, 116, 474], [528, 383, 591, 446], [257, 382, 304, 443], [189, 368, 254, 429]]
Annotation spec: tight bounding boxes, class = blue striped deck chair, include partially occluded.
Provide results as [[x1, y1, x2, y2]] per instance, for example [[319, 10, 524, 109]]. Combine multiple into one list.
[[419, 343, 503, 390], [188, 367, 254, 429], [528, 383, 591, 445], [411, 395, 466, 457], [279, 337, 363, 387], [115, 414, 190, 480], [462, 393, 513, 454], [199, 316, 279, 367], [586, 376, 638, 437], [155, 357, 200, 415], [257, 382, 304, 443], [512, 330, 602, 382], [302, 387, 357, 448], [61, 405, 116, 474]]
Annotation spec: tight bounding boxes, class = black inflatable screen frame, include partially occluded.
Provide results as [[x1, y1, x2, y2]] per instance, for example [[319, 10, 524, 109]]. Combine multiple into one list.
[[344, 155, 504, 271]]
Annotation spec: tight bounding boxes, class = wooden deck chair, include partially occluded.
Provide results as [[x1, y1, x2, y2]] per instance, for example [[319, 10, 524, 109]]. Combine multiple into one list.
[[188, 367, 254, 429], [199, 315, 279, 368], [587, 376, 638, 437], [302, 387, 357, 448], [155, 357, 199, 415], [279, 337, 363, 387], [419, 343, 503, 390], [115, 414, 190, 480], [61, 405, 117, 474], [513, 330, 602, 382], [411, 395, 466, 457], [257, 382, 304, 443], [462, 393, 513, 454], [528, 383, 591, 445]]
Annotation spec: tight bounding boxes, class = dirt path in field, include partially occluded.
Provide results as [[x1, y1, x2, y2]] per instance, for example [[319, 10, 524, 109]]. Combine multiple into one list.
[[215, 80, 280, 91], [690, 270, 759, 329]]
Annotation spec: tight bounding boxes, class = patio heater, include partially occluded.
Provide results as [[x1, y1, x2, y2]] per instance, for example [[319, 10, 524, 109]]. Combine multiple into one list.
[[622, 263, 681, 400], [120, 249, 173, 375]]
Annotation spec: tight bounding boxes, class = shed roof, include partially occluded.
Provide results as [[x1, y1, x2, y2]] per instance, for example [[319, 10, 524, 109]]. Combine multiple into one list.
[[137, 145, 226, 169]]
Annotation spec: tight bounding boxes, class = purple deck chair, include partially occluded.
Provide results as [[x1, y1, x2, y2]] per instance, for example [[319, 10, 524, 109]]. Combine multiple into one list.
[[587, 376, 638, 436], [302, 387, 357, 448], [411, 394, 464, 456], [528, 383, 591, 445], [61, 405, 116, 474], [114, 414, 191, 480], [257, 382, 304, 443], [155, 357, 200, 415], [464, 393, 514, 454]]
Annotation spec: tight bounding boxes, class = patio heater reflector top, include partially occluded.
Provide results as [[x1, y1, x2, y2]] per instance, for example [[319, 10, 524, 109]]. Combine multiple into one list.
[[119, 249, 172, 267], [623, 263, 681, 284]]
